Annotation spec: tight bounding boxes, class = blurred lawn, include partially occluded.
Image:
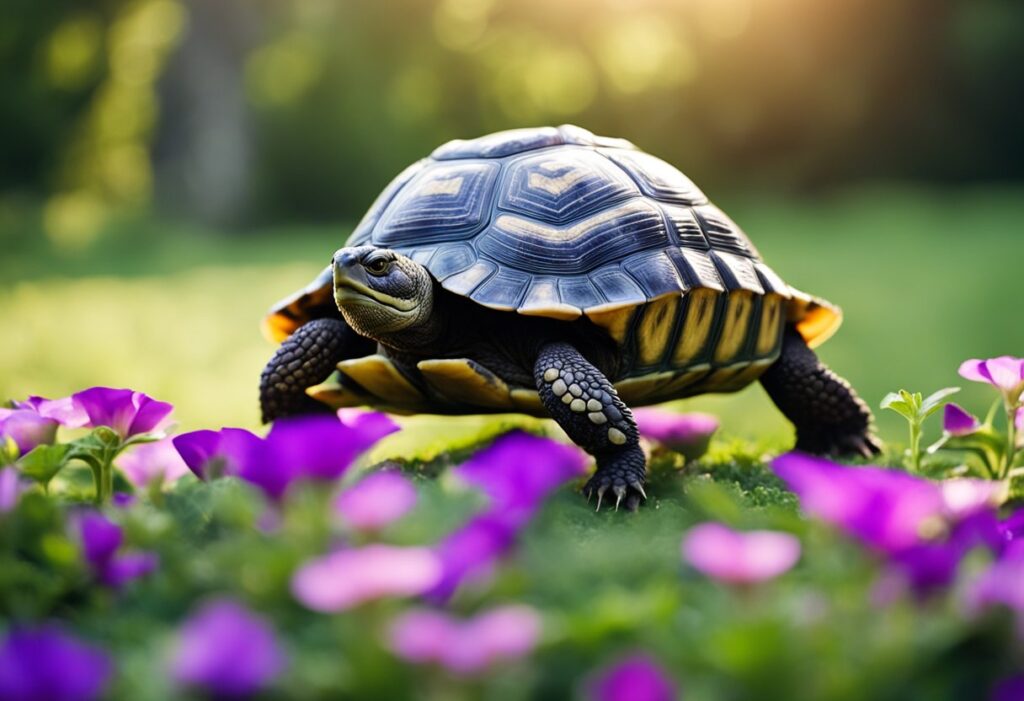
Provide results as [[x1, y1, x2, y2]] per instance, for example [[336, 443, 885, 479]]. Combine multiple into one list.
[[2, 186, 1022, 454]]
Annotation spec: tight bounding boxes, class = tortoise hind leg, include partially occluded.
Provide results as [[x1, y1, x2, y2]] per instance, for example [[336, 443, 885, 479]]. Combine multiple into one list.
[[259, 317, 375, 423], [760, 326, 881, 458], [534, 342, 646, 511]]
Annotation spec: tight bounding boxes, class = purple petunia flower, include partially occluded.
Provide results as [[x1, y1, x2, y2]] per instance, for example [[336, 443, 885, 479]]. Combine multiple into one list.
[[335, 469, 417, 531], [587, 654, 679, 701], [176, 414, 397, 501], [423, 432, 586, 602], [71, 387, 174, 440], [336, 408, 401, 442], [171, 599, 286, 698], [388, 605, 542, 676], [959, 356, 1024, 404], [77, 511, 158, 588], [682, 522, 800, 585], [115, 438, 191, 489], [425, 512, 520, 603], [0, 409, 58, 456], [291, 544, 442, 612], [943, 403, 981, 436], [453, 431, 587, 523], [0, 624, 113, 701], [964, 542, 1024, 637], [632, 408, 719, 461], [992, 675, 1024, 701]]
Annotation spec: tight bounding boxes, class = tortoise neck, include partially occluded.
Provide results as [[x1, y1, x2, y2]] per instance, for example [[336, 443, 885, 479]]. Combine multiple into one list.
[[375, 281, 450, 355]]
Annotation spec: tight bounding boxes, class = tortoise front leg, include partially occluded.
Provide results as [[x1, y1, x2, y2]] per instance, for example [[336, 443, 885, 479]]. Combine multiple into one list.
[[534, 342, 647, 511], [760, 326, 882, 458], [259, 317, 375, 423]]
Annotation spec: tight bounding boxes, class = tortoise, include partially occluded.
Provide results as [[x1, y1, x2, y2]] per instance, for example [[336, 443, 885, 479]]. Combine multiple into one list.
[[259, 125, 880, 510]]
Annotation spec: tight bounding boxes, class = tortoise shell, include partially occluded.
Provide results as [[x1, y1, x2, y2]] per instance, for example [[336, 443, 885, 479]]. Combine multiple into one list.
[[265, 125, 841, 414]]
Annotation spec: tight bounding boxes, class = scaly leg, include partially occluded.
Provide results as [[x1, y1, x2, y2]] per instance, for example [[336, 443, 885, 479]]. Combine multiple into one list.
[[760, 327, 882, 458], [534, 342, 646, 511], [259, 317, 374, 423]]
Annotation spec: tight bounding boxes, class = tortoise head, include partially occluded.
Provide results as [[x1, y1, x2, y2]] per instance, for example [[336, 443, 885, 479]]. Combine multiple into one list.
[[332, 246, 435, 342]]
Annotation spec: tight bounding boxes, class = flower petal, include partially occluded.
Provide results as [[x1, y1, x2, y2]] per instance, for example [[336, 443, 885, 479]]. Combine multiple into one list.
[[335, 469, 417, 531], [171, 599, 286, 698], [78, 512, 123, 568], [125, 392, 174, 437], [116, 439, 191, 489], [102, 551, 159, 588], [0, 410, 58, 455], [588, 654, 678, 701], [633, 408, 719, 460], [172, 430, 223, 479], [292, 545, 442, 612], [0, 467, 25, 513], [336, 408, 401, 443], [0, 624, 113, 701], [943, 403, 979, 436], [682, 522, 800, 584], [425, 513, 519, 603]]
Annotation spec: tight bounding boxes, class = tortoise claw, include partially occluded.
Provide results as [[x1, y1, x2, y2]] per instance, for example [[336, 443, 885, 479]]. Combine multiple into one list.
[[630, 481, 647, 501], [613, 484, 627, 511], [595, 485, 607, 512]]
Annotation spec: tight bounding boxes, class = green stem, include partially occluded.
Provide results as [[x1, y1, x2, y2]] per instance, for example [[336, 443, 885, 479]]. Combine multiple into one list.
[[909, 422, 921, 473], [1005, 401, 1020, 480]]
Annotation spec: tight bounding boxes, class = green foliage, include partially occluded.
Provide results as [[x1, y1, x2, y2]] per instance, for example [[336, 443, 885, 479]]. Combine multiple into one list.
[[881, 387, 959, 473]]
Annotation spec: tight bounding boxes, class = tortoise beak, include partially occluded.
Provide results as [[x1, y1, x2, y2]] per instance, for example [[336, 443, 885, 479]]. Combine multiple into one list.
[[333, 249, 371, 294]]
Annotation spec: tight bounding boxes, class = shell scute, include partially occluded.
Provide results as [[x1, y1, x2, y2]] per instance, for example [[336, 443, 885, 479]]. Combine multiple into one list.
[[376, 161, 500, 246], [603, 149, 707, 206]]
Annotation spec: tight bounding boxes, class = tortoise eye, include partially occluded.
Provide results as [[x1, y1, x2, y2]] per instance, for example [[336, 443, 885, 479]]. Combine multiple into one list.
[[365, 257, 391, 275]]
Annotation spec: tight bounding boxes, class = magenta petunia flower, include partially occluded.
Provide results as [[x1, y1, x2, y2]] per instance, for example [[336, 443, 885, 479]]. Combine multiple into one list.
[[959, 356, 1024, 404], [12, 395, 89, 427], [943, 403, 980, 436], [453, 431, 588, 522], [587, 653, 679, 701], [71, 387, 174, 440], [115, 438, 191, 489], [77, 511, 158, 588], [388, 605, 542, 676], [682, 522, 800, 585], [335, 469, 417, 531], [0, 624, 113, 701], [291, 544, 442, 612], [171, 599, 286, 698], [964, 542, 1024, 638], [632, 408, 719, 461], [171, 427, 252, 480], [0, 409, 58, 456]]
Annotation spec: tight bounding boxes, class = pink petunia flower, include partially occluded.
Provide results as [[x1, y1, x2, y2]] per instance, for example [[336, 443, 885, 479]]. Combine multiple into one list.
[[388, 605, 541, 676], [632, 408, 719, 461], [115, 438, 191, 489], [587, 653, 679, 701], [682, 522, 800, 585], [334, 469, 417, 531], [291, 544, 442, 612], [959, 356, 1024, 404], [943, 403, 980, 436]]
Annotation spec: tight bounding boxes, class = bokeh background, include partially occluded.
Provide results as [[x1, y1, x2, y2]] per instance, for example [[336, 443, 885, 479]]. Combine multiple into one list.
[[2, 0, 1022, 448]]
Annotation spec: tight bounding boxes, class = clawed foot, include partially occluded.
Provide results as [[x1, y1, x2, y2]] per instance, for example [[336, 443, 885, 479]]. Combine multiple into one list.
[[583, 452, 647, 512], [797, 430, 883, 460]]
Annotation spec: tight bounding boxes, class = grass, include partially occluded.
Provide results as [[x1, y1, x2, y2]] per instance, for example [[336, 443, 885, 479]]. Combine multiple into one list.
[[2, 185, 1022, 455]]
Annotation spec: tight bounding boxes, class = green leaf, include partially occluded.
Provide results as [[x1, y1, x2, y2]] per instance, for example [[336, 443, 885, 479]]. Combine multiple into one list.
[[881, 392, 915, 421], [930, 426, 1006, 480], [16, 444, 71, 485], [919, 387, 960, 419], [0, 436, 18, 466]]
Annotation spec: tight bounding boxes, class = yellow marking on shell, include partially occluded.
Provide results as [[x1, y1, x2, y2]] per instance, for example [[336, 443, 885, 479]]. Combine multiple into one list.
[[586, 306, 635, 344], [756, 294, 785, 356], [519, 278, 582, 320], [637, 295, 679, 366], [614, 371, 678, 404], [305, 373, 368, 410], [443, 262, 495, 295], [608, 428, 627, 445], [543, 368, 559, 382], [527, 161, 589, 195], [718, 358, 775, 391], [657, 366, 713, 397], [787, 289, 843, 349], [416, 359, 514, 410], [419, 176, 464, 197], [713, 290, 755, 364], [588, 412, 607, 424], [510, 388, 545, 415], [672, 288, 718, 365], [493, 203, 640, 244], [336, 355, 425, 405]]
